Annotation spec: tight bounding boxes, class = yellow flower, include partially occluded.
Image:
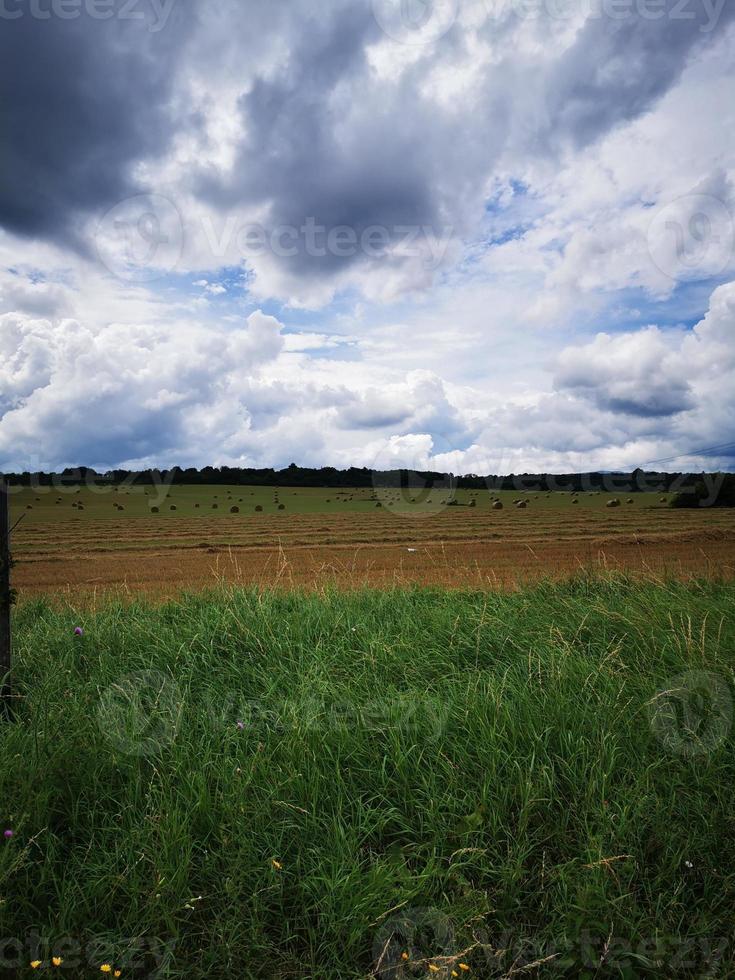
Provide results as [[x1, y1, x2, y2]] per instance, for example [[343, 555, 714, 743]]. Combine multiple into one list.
[[53, 957, 63, 967], [30, 963, 42, 971], [271, 859, 282, 870], [101, 967, 113, 975], [401, 951, 410, 961], [114, 973, 122, 978], [429, 966, 440, 974], [452, 973, 459, 978], [459, 965, 470, 972]]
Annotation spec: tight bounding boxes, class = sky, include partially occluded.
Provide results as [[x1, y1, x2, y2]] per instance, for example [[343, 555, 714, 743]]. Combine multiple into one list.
[[1, 0, 734, 476]]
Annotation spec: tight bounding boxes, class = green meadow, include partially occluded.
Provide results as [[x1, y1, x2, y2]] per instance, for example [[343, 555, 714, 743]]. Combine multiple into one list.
[[1, 575, 734, 977], [8, 484, 674, 524]]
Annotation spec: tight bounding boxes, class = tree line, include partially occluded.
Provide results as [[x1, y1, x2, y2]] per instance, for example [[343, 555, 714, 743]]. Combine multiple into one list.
[[1, 464, 733, 504]]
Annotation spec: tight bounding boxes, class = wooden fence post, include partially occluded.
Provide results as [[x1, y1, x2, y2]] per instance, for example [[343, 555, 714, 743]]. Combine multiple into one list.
[[0, 479, 11, 710]]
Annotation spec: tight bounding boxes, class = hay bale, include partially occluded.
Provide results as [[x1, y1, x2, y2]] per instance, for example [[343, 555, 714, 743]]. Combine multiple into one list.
[[516, 501, 527, 509], [660, 496, 667, 503], [170, 505, 177, 511], [375, 502, 382, 508], [572, 499, 579, 504], [627, 498, 634, 504], [255, 505, 263, 512], [212, 504, 218, 509], [230, 506, 239, 514], [606, 499, 621, 508], [151, 506, 159, 513], [492, 501, 503, 510], [278, 504, 286, 511]]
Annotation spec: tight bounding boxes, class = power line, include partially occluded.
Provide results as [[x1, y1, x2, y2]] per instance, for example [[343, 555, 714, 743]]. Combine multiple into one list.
[[632, 441, 735, 471]]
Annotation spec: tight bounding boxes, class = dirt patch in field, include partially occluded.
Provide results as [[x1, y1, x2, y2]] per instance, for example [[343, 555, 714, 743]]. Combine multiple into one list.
[[13, 512, 735, 599]]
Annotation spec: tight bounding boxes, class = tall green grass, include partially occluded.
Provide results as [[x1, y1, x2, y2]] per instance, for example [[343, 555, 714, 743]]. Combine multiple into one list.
[[1, 575, 734, 978]]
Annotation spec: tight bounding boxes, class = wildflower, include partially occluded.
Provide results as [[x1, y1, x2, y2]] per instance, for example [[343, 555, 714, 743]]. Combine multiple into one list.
[[401, 951, 409, 961], [452, 973, 459, 978], [53, 957, 63, 966], [30, 963, 42, 970], [115, 972, 122, 978], [684, 860, 693, 869], [271, 859, 282, 870], [429, 966, 440, 974], [101, 967, 112, 974], [236, 721, 245, 730], [3, 829, 13, 840], [74, 627, 84, 636], [459, 965, 470, 972]]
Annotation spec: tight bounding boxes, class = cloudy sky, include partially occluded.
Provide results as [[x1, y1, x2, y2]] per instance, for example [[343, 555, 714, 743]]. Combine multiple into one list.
[[1, 0, 734, 475]]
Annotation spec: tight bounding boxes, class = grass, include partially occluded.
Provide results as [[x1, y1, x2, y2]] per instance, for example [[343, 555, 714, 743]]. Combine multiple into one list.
[[8, 484, 675, 524], [1, 575, 735, 977]]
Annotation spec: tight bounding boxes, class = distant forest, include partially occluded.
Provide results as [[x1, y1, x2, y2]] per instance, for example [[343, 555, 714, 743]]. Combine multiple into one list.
[[2, 464, 734, 504]]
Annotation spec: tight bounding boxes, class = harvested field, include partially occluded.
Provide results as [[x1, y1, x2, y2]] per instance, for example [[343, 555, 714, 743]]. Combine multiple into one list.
[[9, 485, 735, 597]]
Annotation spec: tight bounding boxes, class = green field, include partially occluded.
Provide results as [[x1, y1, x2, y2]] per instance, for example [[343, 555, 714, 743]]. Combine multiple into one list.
[[2, 576, 734, 977], [8, 484, 675, 524]]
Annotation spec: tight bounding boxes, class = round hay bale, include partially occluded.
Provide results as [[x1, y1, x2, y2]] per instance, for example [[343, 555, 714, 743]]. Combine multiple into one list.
[[375, 502, 382, 508], [492, 501, 503, 510], [212, 504, 218, 510], [195, 503, 200, 508], [627, 498, 634, 504], [606, 499, 621, 508], [572, 499, 579, 504], [516, 501, 527, 509], [278, 504, 285, 511], [255, 505, 263, 512], [151, 506, 159, 513], [230, 506, 239, 514], [660, 496, 667, 503], [170, 505, 177, 511]]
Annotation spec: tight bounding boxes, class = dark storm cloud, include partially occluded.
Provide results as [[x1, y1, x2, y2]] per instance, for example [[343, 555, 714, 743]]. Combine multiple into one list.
[[0, 0, 197, 243], [192, 0, 735, 293], [545, 0, 735, 150], [194, 1, 450, 280]]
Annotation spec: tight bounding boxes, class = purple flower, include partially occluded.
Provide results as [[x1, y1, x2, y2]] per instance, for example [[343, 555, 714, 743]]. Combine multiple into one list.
[[3, 830, 13, 840], [74, 627, 84, 637], [236, 721, 245, 730]]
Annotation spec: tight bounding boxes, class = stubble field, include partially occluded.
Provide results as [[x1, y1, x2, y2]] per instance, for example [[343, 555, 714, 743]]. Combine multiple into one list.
[[8, 484, 735, 597]]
